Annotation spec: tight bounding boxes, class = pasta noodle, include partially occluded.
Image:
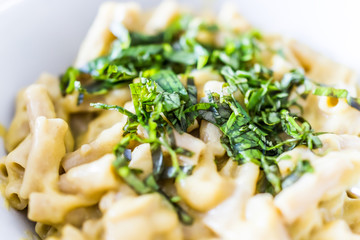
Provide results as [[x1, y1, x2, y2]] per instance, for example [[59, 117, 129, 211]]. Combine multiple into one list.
[[1, 1, 360, 240]]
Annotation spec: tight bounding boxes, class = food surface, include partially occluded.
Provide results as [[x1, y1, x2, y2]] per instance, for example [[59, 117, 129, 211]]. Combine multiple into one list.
[[1, 1, 360, 240]]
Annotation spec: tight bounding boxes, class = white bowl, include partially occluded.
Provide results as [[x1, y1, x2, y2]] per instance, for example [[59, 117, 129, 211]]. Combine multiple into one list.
[[0, 0, 359, 238]]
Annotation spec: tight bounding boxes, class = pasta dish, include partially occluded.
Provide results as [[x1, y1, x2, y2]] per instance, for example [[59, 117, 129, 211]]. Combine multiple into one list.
[[2, 1, 360, 239]]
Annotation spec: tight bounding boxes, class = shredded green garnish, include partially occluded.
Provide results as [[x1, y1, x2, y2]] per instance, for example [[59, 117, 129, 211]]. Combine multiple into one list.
[[60, 13, 360, 224], [90, 73, 205, 225]]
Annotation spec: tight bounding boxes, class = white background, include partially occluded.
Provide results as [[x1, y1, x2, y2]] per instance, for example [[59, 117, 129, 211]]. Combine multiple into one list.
[[0, 0, 359, 238]]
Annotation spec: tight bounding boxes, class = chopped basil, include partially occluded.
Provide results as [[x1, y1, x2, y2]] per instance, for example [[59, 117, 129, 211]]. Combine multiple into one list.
[[60, 12, 360, 225]]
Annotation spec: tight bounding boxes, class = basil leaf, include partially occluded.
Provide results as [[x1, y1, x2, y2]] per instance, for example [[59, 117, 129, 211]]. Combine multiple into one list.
[[282, 160, 314, 189]]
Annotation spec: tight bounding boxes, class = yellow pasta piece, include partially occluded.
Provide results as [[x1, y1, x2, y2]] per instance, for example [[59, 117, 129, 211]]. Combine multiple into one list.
[[262, 35, 301, 72], [144, 0, 179, 34], [205, 173, 289, 240], [25, 85, 56, 130], [203, 162, 259, 237], [64, 205, 101, 228], [289, 40, 358, 87], [62, 118, 127, 171], [5, 89, 30, 152], [35, 222, 58, 240], [59, 154, 120, 198], [103, 193, 183, 240], [244, 194, 290, 240], [310, 220, 360, 240], [217, 2, 251, 33], [98, 185, 137, 213], [199, 120, 225, 157], [82, 219, 104, 240], [173, 130, 206, 165], [128, 143, 152, 179], [57, 225, 86, 240], [35, 73, 67, 120], [275, 149, 360, 224], [77, 110, 125, 146], [28, 192, 94, 225], [287, 206, 323, 240], [190, 69, 224, 101], [343, 197, 360, 234], [182, 218, 218, 240], [20, 117, 68, 198], [4, 135, 32, 210], [176, 149, 234, 212], [74, 2, 142, 67]]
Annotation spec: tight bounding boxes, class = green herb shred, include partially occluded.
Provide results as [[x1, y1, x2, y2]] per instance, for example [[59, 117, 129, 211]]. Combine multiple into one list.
[[60, 14, 360, 224]]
